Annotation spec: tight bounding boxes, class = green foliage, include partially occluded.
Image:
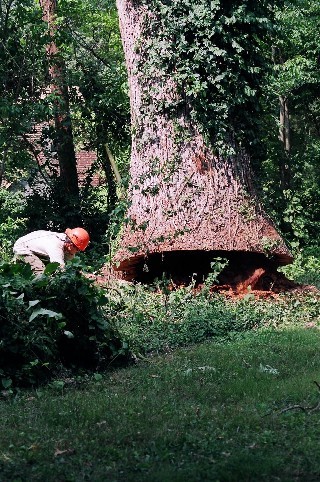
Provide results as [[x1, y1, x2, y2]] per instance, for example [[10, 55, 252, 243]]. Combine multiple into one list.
[[105, 280, 318, 357], [0, 259, 126, 387], [57, 0, 130, 152], [0, 0, 49, 176], [138, 0, 274, 152], [257, 0, 320, 245], [279, 246, 320, 288], [0, 189, 27, 260], [204, 257, 229, 288]]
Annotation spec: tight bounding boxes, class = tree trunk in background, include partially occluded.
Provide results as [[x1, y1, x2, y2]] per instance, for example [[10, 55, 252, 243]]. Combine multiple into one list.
[[279, 94, 291, 190], [40, 0, 79, 202], [0, 149, 6, 187], [96, 125, 118, 214], [114, 0, 292, 284]]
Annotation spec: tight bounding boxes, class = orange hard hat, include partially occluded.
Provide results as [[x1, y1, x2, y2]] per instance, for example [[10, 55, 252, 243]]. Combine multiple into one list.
[[65, 227, 90, 251]]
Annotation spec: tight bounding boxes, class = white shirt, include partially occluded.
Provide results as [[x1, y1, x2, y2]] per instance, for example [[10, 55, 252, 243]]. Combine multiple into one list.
[[13, 230, 74, 266]]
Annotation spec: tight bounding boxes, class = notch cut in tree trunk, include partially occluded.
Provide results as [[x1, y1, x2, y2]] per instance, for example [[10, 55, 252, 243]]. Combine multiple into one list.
[[118, 250, 296, 294], [113, 0, 293, 285]]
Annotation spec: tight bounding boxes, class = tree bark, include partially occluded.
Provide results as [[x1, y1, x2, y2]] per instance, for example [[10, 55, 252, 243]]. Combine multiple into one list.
[[279, 94, 291, 190], [39, 0, 79, 200], [114, 0, 292, 277]]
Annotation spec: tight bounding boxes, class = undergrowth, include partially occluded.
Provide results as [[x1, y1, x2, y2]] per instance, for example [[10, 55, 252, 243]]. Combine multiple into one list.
[[105, 280, 320, 358], [0, 259, 126, 389], [1, 248, 319, 390], [280, 246, 320, 288]]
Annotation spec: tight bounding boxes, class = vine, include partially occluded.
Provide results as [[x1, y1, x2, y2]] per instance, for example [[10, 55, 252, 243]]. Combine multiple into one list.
[[137, 0, 275, 154]]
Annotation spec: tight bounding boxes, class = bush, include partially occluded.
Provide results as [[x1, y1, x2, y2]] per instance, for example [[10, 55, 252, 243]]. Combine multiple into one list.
[[0, 259, 127, 388], [0, 189, 27, 261], [104, 276, 320, 358], [279, 246, 320, 288]]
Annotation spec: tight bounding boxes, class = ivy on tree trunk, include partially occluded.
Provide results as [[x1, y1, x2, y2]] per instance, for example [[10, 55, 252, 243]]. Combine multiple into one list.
[[114, 0, 292, 279]]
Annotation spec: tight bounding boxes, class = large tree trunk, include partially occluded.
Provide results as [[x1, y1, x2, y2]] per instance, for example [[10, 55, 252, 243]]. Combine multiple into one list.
[[114, 0, 292, 286], [40, 0, 79, 201]]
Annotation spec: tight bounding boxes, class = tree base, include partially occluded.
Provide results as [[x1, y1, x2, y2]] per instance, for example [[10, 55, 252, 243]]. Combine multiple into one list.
[[110, 250, 297, 293]]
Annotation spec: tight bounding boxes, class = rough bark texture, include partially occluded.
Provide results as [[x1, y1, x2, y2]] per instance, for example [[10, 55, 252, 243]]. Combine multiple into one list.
[[40, 0, 79, 199], [114, 0, 292, 280]]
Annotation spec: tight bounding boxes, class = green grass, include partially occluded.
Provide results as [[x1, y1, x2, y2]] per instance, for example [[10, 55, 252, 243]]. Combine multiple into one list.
[[1, 324, 320, 481]]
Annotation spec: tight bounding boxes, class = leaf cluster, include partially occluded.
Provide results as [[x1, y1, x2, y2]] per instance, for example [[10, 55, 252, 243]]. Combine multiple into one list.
[[138, 0, 275, 151], [0, 259, 126, 388]]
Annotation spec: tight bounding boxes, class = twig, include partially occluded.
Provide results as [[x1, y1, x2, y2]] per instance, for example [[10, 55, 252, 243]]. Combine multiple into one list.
[[264, 381, 320, 416], [278, 405, 307, 414], [305, 382, 320, 412]]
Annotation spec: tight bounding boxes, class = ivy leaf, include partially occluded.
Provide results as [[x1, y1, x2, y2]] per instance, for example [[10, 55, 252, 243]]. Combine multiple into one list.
[[29, 309, 63, 322], [1, 378, 12, 389], [44, 262, 60, 275], [28, 300, 41, 309]]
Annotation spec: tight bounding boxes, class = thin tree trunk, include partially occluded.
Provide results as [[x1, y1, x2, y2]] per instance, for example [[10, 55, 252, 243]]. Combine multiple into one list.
[[273, 46, 291, 191], [39, 0, 79, 200], [0, 149, 7, 187], [279, 95, 291, 153], [103, 146, 118, 214], [96, 125, 118, 213], [279, 94, 291, 189], [114, 0, 292, 278]]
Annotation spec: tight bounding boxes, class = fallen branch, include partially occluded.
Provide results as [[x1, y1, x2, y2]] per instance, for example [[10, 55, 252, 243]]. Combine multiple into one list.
[[264, 381, 320, 416], [278, 405, 307, 414]]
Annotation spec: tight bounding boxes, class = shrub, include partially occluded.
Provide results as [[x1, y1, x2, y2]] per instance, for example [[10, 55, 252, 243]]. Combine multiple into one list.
[[0, 189, 27, 261], [0, 259, 127, 388], [279, 246, 320, 288]]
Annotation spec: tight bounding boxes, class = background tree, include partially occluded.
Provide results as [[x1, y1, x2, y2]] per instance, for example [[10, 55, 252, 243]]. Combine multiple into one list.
[[0, 0, 130, 251], [259, 0, 320, 249], [39, 0, 81, 226]]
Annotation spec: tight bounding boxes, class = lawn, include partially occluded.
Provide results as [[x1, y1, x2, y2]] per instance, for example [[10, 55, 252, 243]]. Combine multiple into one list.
[[1, 324, 320, 481]]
